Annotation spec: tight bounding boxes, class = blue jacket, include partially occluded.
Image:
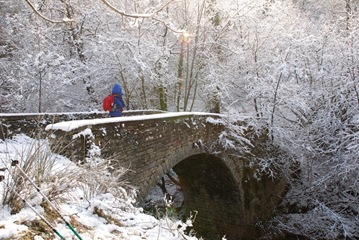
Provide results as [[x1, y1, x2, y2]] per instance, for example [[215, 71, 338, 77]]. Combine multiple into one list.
[[109, 83, 125, 117]]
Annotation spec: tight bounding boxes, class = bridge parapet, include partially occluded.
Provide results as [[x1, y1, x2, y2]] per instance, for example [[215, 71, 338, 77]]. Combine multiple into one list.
[[45, 112, 225, 200], [0, 110, 163, 140]]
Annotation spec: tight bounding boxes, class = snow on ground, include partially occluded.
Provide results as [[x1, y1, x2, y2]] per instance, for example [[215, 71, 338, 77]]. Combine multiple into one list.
[[0, 134, 200, 240]]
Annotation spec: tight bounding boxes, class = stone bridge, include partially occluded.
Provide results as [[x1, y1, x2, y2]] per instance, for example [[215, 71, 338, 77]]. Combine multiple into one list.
[[44, 112, 287, 240], [1, 111, 288, 240]]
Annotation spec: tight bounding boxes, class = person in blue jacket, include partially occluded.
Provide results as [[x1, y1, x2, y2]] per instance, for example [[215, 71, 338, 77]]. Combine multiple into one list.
[[109, 83, 125, 117]]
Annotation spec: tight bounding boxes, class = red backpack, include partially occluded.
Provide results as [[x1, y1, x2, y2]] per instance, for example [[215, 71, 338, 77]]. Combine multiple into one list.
[[102, 94, 116, 112]]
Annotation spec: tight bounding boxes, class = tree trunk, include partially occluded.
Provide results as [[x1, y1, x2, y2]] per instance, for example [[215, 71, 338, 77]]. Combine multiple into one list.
[[176, 36, 185, 111]]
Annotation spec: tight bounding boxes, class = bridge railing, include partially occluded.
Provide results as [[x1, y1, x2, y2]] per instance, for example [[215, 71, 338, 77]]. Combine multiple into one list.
[[0, 110, 164, 140]]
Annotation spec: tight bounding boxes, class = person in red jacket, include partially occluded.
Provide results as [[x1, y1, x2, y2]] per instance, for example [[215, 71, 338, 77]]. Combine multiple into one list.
[[109, 83, 125, 117]]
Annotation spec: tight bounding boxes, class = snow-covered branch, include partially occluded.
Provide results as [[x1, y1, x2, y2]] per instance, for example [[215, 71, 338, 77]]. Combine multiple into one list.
[[24, 0, 75, 23], [100, 0, 186, 33]]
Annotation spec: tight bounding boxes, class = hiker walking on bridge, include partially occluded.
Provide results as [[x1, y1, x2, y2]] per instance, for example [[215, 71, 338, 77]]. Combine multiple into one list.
[[103, 83, 125, 117]]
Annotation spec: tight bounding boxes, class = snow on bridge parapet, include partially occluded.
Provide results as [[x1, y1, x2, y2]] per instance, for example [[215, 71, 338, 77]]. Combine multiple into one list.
[[0, 111, 105, 140], [45, 112, 223, 132], [0, 110, 163, 140]]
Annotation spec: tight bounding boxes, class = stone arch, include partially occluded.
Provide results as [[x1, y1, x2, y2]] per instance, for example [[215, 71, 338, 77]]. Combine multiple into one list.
[[172, 154, 245, 240]]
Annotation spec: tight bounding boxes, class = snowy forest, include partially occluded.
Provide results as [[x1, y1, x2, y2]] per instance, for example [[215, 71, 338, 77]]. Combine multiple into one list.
[[1, 0, 359, 239]]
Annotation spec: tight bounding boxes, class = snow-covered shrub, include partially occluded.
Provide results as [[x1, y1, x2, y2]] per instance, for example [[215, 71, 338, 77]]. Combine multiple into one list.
[[267, 80, 359, 238], [217, 114, 295, 180], [0, 134, 55, 212], [0, 133, 133, 214]]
